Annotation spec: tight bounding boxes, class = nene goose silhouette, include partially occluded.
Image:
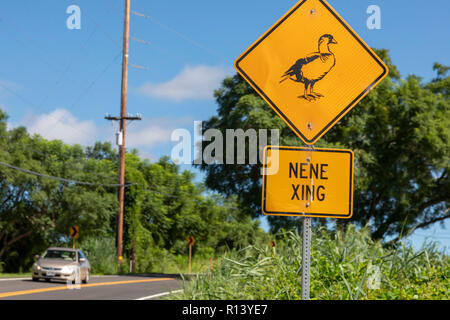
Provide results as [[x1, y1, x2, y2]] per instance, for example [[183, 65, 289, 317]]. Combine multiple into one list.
[[280, 34, 337, 101]]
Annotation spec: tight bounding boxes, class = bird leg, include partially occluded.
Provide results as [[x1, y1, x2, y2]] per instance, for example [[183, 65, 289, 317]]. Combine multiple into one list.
[[299, 83, 315, 101], [309, 83, 323, 99]]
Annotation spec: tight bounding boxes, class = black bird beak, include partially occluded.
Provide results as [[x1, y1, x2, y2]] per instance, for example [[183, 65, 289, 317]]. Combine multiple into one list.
[[330, 38, 338, 44]]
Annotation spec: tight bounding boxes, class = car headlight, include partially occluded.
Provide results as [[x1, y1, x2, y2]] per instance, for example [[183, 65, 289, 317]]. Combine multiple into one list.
[[33, 263, 41, 271], [61, 266, 74, 274]]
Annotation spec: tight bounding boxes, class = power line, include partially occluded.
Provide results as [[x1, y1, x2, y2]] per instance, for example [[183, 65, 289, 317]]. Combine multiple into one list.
[[39, 50, 123, 139], [0, 18, 120, 141], [130, 64, 149, 71], [0, 81, 94, 139], [82, 4, 146, 71], [0, 149, 238, 208], [0, 50, 122, 141], [130, 6, 231, 63], [143, 184, 239, 211], [36, 0, 120, 110], [131, 36, 150, 45], [0, 156, 238, 208], [0, 15, 64, 74], [2, 140, 120, 184], [0, 4, 124, 141], [0, 160, 135, 188]]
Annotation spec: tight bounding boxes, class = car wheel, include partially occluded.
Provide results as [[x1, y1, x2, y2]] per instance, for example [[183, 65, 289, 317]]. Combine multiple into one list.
[[32, 277, 39, 282], [82, 270, 90, 284]]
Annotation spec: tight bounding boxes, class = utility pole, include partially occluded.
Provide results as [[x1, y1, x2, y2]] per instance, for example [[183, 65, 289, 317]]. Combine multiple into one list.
[[104, 0, 142, 268], [117, 0, 130, 268]]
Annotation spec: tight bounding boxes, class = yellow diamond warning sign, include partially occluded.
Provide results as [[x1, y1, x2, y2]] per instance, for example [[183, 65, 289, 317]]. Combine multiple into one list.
[[235, 0, 388, 145], [262, 146, 354, 218]]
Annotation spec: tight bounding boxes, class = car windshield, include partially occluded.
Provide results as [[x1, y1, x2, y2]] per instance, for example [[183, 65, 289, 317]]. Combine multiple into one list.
[[42, 250, 76, 261]]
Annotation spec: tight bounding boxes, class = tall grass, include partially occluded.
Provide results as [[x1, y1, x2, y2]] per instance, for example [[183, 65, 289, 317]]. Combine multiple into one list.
[[79, 236, 214, 275], [172, 225, 449, 300], [80, 237, 119, 275]]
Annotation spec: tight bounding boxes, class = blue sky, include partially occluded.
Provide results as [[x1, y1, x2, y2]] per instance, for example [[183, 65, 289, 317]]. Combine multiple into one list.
[[0, 0, 449, 253]]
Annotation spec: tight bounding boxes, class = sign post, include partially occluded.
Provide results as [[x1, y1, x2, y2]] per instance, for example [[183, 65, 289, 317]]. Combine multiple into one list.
[[262, 146, 354, 299], [301, 216, 312, 300], [186, 236, 195, 273]]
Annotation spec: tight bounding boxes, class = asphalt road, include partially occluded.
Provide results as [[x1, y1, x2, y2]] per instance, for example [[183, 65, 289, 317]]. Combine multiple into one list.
[[0, 275, 182, 300]]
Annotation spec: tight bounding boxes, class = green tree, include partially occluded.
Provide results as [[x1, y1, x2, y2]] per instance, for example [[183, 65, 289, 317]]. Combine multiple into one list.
[[0, 111, 118, 271], [197, 50, 449, 241], [105, 152, 267, 273]]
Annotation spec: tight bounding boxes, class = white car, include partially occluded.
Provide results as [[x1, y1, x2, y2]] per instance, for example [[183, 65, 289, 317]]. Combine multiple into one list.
[[32, 247, 90, 284]]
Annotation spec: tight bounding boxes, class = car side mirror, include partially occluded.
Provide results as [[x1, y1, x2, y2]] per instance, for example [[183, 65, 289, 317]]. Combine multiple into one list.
[[79, 258, 86, 263], [35, 255, 40, 260]]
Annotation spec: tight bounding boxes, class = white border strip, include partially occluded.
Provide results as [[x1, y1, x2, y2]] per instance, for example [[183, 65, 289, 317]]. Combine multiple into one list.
[[136, 289, 182, 300]]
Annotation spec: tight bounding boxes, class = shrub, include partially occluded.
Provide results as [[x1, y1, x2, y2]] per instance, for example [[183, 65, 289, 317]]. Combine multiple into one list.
[[80, 237, 119, 275], [172, 225, 450, 300]]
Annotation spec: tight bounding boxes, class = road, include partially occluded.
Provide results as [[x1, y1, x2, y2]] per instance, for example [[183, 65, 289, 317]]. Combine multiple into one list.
[[0, 275, 182, 300]]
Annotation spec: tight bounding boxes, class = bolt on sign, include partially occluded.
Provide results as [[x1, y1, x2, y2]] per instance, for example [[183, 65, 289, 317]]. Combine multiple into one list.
[[70, 226, 79, 239], [262, 146, 353, 218], [234, 0, 388, 145]]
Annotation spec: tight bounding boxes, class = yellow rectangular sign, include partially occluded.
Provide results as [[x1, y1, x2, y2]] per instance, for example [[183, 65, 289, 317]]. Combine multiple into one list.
[[262, 146, 353, 218], [235, 0, 388, 145]]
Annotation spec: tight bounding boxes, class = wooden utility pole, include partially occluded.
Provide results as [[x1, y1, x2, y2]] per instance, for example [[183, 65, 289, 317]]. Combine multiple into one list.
[[105, 0, 142, 269], [117, 0, 131, 266]]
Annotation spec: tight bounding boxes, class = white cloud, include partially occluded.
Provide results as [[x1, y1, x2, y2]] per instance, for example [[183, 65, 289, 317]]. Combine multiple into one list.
[[126, 117, 192, 148], [136, 65, 230, 102], [27, 109, 97, 145], [127, 124, 173, 148]]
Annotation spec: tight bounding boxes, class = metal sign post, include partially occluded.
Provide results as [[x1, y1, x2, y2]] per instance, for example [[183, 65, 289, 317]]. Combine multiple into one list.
[[301, 217, 312, 300], [189, 243, 192, 273], [187, 236, 195, 273]]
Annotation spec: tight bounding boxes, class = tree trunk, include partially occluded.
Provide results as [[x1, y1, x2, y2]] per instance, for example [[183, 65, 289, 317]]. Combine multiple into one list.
[[0, 230, 33, 259]]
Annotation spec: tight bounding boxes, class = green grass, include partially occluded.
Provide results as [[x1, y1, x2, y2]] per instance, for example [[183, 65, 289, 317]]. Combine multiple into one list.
[[147, 255, 212, 275], [0, 273, 30, 278], [171, 225, 449, 300]]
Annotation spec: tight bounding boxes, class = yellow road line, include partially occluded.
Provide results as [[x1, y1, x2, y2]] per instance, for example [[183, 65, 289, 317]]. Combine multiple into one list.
[[0, 278, 175, 298]]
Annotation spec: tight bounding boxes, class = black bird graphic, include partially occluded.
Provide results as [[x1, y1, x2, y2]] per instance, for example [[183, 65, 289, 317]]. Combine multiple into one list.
[[280, 34, 337, 101]]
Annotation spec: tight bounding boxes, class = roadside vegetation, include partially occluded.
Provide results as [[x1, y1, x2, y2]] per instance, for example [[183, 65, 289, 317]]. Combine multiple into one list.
[[0, 273, 30, 278], [0, 114, 265, 273], [172, 225, 449, 300], [79, 236, 241, 275]]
